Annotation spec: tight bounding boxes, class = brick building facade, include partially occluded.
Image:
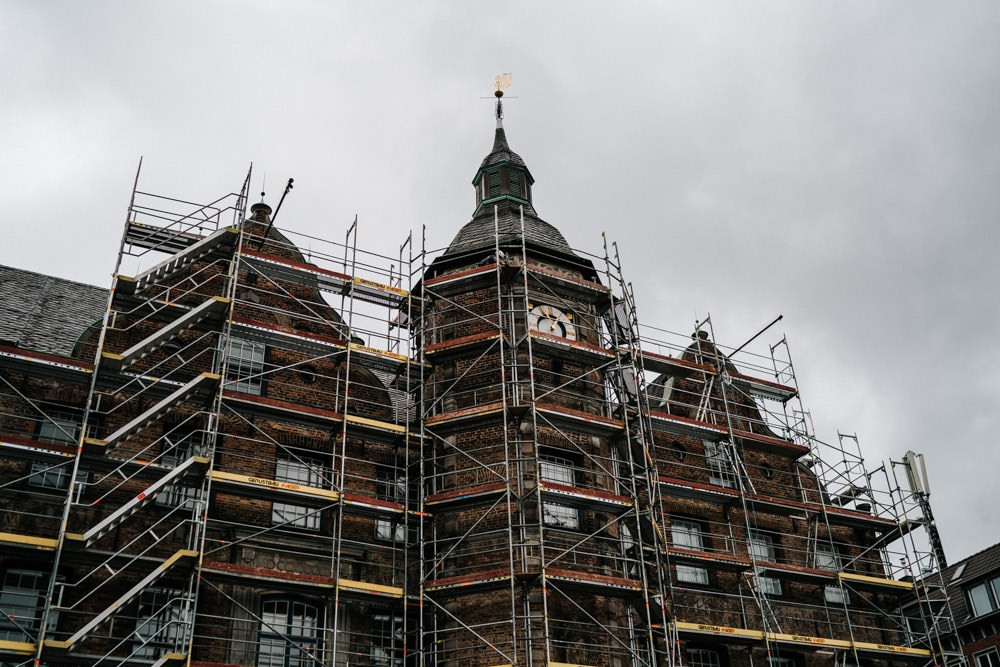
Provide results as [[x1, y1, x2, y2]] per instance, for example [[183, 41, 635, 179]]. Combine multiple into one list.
[[0, 112, 959, 667]]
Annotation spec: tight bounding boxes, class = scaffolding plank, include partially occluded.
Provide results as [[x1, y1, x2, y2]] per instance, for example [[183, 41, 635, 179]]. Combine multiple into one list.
[[647, 410, 727, 440], [538, 481, 631, 511], [731, 429, 809, 455], [634, 350, 715, 379], [535, 403, 625, 436], [529, 331, 615, 365], [0, 640, 35, 655], [0, 531, 58, 551], [729, 371, 797, 402], [545, 568, 643, 593], [838, 572, 915, 591], [210, 470, 339, 503]]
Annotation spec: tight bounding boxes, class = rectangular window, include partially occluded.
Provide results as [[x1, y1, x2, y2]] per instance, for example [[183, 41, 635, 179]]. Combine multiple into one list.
[[29, 460, 87, 495], [968, 579, 999, 617], [676, 564, 709, 585], [815, 542, 841, 570], [133, 587, 185, 659], [155, 432, 201, 507], [755, 572, 782, 596], [975, 648, 1000, 667], [704, 440, 735, 488], [37, 411, 81, 446], [825, 585, 850, 605], [271, 454, 326, 530], [540, 454, 579, 530], [0, 569, 46, 642], [375, 469, 409, 543], [671, 519, 704, 550], [257, 598, 319, 667], [370, 611, 404, 666], [749, 531, 777, 562], [225, 337, 266, 395], [687, 647, 721, 667]]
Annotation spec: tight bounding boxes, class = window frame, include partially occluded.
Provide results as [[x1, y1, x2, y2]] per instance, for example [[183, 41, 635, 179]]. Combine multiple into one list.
[[539, 452, 581, 531], [256, 596, 322, 667], [686, 646, 721, 667], [133, 586, 186, 659], [749, 531, 777, 563], [225, 337, 267, 396], [670, 519, 705, 551], [271, 453, 327, 531], [974, 648, 1000, 667], [676, 564, 710, 585], [0, 568, 47, 642], [704, 440, 736, 488], [814, 541, 841, 571], [374, 468, 411, 544], [369, 610, 404, 666], [36, 410, 81, 446], [967, 576, 1000, 617]]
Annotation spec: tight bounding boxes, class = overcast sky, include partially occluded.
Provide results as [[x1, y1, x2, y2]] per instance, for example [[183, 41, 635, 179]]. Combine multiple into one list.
[[3, 2, 998, 564]]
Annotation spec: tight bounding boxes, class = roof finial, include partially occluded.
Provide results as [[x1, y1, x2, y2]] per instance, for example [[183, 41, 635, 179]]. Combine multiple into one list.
[[495, 73, 511, 128]]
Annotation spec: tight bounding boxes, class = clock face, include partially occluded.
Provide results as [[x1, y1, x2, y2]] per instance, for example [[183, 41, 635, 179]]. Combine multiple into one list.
[[529, 304, 576, 340]]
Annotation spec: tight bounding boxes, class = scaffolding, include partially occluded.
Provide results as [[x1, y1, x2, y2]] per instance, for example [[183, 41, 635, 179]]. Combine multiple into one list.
[[0, 165, 964, 667]]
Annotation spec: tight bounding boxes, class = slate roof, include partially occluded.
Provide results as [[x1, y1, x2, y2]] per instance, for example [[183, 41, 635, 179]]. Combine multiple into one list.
[[0, 264, 107, 357], [940, 541, 1000, 626], [479, 123, 527, 170], [444, 199, 573, 258]]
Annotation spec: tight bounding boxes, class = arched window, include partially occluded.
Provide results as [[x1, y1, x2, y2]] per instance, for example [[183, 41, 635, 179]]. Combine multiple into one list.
[[257, 597, 321, 667]]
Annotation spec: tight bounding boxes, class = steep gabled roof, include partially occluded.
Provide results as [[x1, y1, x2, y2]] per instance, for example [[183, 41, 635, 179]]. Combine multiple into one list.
[[0, 264, 107, 357]]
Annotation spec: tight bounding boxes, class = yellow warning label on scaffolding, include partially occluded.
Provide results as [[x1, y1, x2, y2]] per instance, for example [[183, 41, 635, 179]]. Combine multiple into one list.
[[349, 342, 407, 361], [354, 276, 407, 296]]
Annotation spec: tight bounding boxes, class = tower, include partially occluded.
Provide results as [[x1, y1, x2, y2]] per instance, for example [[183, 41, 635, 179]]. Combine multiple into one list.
[[416, 102, 662, 665]]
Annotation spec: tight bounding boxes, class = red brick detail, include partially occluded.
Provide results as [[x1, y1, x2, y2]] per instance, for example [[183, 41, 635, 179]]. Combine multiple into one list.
[[425, 331, 500, 353], [524, 263, 609, 292], [222, 391, 343, 420], [757, 560, 832, 578], [533, 331, 613, 356], [425, 401, 504, 425], [202, 561, 337, 586], [748, 491, 895, 526], [427, 568, 511, 589], [546, 568, 642, 589], [541, 481, 629, 504], [668, 546, 748, 566], [425, 482, 507, 503], [342, 493, 404, 511], [240, 249, 351, 282], [729, 371, 796, 394], [732, 429, 809, 454], [231, 315, 346, 346], [658, 475, 739, 497], [639, 350, 715, 374], [0, 433, 76, 455], [536, 402, 623, 427], [425, 263, 497, 286], [0, 344, 93, 370], [648, 410, 727, 434]]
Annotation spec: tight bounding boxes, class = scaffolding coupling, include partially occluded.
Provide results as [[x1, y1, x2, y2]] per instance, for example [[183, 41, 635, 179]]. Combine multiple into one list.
[[88, 373, 220, 451], [115, 226, 238, 296], [100, 297, 230, 373]]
